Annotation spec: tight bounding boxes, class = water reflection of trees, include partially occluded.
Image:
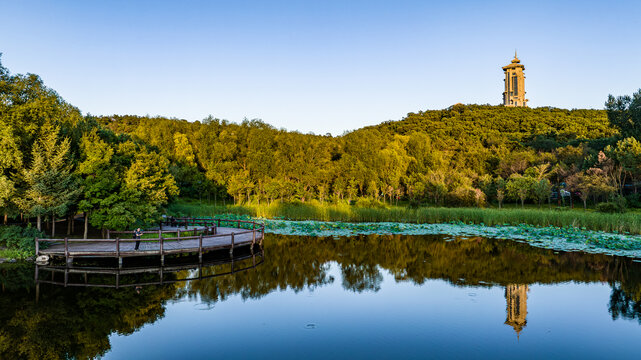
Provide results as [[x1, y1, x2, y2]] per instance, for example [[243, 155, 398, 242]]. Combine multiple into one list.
[[188, 234, 641, 299], [2, 234, 641, 359], [610, 286, 641, 324], [0, 262, 179, 359]]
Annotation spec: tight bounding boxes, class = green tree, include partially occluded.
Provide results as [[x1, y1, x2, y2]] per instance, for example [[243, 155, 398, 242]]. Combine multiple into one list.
[[611, 137, 641, 193], [605, 89, 641, 140], [506, 174, 535, 208], [532, 178, 552, 207], [17, 124, 80, 233]]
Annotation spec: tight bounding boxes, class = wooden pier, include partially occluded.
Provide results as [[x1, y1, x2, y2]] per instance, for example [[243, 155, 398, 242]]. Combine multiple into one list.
[[36, 218, 264, 266]]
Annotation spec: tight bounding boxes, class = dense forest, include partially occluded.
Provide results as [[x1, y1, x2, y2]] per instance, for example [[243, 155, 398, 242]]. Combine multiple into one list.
[[1, 56, 641, 234]]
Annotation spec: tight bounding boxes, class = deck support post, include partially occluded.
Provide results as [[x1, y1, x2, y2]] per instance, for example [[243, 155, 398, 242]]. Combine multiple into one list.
[[118, 257, 123, 268], [35, 237, 39, 256], [230, 233, 234, 258]]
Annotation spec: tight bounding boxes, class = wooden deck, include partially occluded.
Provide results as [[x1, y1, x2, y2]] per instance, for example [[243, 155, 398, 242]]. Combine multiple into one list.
[[36, 218, 264, 266]]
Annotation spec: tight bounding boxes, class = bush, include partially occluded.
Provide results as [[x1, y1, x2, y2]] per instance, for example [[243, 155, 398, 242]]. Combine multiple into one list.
[[355, 198, 388, 209], [596, 203, 623, 214], [624, 193, 641, 208], [0, 225, 46, 253]]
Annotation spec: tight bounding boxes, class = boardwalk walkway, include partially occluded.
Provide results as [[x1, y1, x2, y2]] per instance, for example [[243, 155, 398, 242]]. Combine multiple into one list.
[[36, 218, 264, 266]]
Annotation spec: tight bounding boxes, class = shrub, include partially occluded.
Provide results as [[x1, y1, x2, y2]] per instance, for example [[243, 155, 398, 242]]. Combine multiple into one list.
[[624, 193, 641, 208], [596, 202, 623, 214], [0, 225, 46, 253]]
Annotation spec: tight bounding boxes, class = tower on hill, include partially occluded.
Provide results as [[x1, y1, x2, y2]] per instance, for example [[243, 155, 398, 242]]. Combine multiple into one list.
[[502, 52, 528, 107]]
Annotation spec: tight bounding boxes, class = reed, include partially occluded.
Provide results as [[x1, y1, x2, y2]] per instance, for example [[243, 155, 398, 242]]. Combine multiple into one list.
[[168, 200, 641, 234]]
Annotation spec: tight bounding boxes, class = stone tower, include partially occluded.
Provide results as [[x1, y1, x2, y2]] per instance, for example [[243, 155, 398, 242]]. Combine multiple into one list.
[[502, 52, 528, 107], [505, 284, 529, 337]]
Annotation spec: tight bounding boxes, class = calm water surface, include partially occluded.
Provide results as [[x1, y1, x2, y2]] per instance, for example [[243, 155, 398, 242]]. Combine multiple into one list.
[[2, 234, 641, 359]]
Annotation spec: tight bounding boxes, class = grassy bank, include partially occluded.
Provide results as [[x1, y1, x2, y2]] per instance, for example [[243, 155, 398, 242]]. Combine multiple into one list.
[[168, 200, 641, 235]]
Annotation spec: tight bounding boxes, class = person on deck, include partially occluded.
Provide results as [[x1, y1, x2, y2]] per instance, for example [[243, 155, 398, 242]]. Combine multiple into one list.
[[134, 228, 143, 250]]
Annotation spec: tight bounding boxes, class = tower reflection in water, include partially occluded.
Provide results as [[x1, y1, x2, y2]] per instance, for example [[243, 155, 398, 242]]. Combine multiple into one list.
[[505, 284, 529, 337]]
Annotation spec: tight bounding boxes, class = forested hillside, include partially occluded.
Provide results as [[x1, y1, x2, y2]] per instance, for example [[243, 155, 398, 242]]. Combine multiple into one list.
[[2, 56, 641, 234], [95, 102, 630, 210]]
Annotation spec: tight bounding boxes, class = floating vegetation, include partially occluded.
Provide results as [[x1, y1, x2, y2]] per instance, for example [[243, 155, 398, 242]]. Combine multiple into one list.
[[205, 214, 641, 258]]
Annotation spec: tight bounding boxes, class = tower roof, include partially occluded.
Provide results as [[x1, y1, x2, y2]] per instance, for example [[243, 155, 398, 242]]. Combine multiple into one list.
[[511, 51, 520, 63], [502, 52, 524, 70]]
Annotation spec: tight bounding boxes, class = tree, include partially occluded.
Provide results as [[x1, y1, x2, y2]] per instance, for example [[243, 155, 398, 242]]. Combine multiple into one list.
[[532, 179, 552, 208], [0, 123, 23, 223], [17, 123, 80, 233], [506, 174, 535, 208], [76, 130, 117, 238], [566, 172, 591, 209], [495, 177, 506, 209], [0, 175, 15, 224], [606, 89, 641, 140], [124, 149, 179, 206], [610, 137, 641, 193], [173, 132, 196, 166]]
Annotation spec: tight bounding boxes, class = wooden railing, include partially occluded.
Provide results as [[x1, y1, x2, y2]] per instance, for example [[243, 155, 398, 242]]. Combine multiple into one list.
[[36, 218, 265, 266]]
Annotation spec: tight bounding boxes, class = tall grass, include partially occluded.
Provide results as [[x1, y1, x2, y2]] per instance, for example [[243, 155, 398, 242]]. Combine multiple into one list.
[[168, 200, 641, 234]]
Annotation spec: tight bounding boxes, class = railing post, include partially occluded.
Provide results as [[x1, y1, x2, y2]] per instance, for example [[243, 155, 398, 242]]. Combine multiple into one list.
[[177, 229, 181, 239], [160, 233, 164, 266], [217, 219, 221, 228], [107, 229, 110, 239], [116, 237, 121, 268], [35, 237, 39, 256], [199, 234, 203, 263]]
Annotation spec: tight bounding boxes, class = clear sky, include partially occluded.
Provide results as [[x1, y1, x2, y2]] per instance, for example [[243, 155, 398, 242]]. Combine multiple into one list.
[[1, 0, 640, 134]]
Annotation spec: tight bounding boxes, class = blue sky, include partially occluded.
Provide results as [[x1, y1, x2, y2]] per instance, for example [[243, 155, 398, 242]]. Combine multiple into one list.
[[1, 0, 640, 134]]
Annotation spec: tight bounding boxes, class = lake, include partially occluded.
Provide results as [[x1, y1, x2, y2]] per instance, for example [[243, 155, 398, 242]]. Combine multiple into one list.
[[2, 233, 641, 359]]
